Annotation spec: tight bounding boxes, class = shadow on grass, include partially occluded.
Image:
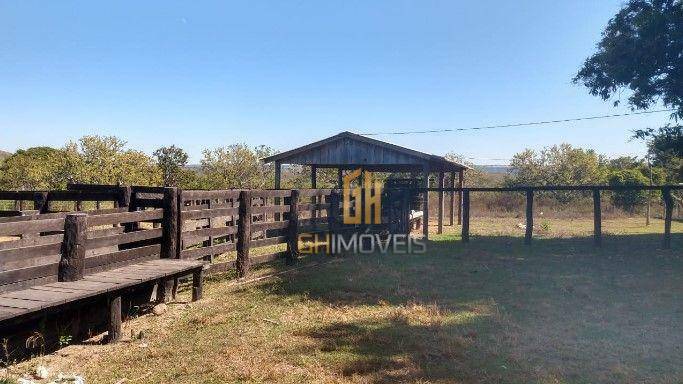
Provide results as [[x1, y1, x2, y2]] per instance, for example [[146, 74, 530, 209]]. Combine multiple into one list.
[[258, 233, 683, 383]]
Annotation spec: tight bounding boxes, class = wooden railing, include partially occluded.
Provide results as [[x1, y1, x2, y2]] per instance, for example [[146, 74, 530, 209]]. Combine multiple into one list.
[[176, 188, 339, 276], [425, 185, 682, 248], [0, 208, 165, 293]]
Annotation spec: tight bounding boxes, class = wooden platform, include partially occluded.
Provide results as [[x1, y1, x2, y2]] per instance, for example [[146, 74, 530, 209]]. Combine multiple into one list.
[[0, 259, 204, 323]]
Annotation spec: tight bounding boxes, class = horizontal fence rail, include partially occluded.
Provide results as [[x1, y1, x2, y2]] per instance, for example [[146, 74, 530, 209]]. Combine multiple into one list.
[[420, 184, 681, 248]]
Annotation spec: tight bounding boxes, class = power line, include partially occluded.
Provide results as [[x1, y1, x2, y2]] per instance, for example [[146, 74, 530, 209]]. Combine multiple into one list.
[[359, 108, 676, 136]]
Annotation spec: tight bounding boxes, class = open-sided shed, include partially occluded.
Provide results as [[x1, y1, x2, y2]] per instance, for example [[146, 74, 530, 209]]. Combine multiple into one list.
[[262, 131, 469, 237]]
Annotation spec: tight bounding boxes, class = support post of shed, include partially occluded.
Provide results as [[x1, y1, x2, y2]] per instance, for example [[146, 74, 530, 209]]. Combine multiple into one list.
[[274, 161, 282, 189], [337, 168, 343, 188], [274, 161, 282, 221], [310, 165, 317, 224], [437, 171, 444, 234], [449, 171, 455, 226], [458, 170, 464, 225], [422, 164, 430, 239]]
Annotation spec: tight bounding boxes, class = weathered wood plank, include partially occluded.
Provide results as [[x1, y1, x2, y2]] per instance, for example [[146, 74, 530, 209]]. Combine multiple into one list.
[[86, 228, 162, 248], [180, 242, 235, 260], [87, 209, 163, 227]]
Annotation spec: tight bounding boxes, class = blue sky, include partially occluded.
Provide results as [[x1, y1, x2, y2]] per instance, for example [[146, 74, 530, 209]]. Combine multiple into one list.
[[0, 1, 674, 164]]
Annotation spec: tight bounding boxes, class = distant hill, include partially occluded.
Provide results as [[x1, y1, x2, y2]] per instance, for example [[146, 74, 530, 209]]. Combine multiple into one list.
[[0, 150, 11, 161], [475, 164, 513, 175]]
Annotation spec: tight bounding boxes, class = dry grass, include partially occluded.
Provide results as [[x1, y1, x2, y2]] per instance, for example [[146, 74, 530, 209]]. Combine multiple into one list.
[[6, 219, 683, 384]]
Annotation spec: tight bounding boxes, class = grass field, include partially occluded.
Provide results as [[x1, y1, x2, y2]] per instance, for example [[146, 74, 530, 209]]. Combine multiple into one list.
[[7, 218, 683, 383]]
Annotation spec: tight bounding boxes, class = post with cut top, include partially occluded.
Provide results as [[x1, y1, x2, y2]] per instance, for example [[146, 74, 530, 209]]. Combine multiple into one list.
[[59, 213, 87, 282], [161, 187, 179, 259], [286, 190, 300, 265], [237, 190, 252, 276], [108, 295, 122, 343]]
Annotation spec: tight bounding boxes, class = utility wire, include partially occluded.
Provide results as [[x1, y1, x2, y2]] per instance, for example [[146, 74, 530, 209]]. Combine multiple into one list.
[[359, 108, 676, 136]]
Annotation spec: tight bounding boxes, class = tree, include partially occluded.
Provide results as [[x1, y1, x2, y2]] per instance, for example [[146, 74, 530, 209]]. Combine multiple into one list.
[[66, 136, 161, 186], [200, 144, 276, 189], [153, 145, 189, 186], [0, 147, 71, 190], [633, 125, 683, 180], [608, 169, 650, 212], [574, 0, 683, 182], [574, 0, 683, 118], [506, 144, 608, 202]]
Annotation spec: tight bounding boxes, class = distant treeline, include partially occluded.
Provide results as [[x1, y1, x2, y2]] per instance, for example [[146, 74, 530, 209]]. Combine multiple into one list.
[[0, 135, 680, 212]]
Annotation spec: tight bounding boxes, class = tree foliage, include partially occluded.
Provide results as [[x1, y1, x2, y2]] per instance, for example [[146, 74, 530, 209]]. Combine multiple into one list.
[[153, 145, 189, 186], [200, 144, 276, 189], [507, 144, 608, 186], [573, 0, 683, 118], [608, 169, 650, 212], [0, 147, 71, 190], [633, 124, 683, 180], [66, 136, 161, 186]]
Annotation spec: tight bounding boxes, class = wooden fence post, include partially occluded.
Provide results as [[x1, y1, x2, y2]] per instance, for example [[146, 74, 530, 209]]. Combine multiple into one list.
[[461, 189, 470, 242], [117, 185, 131, 209], [286, 190, 300, 265], [327, 190, 340, 234], [237, 190, 252, 277], [59, 213, 87, 282], [108, 295, 122, 343], [33, 191, 48, 213], [161, 187, 178, 259], [593, 188, 602, 247], [524, 188, 533, 245], [663, 187, 672, 249], [437, 171, 444, 234], [119, 185, 134, 231]]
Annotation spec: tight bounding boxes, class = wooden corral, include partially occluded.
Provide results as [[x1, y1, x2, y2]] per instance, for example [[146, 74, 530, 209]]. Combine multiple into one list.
[[0, 182, 680, 362], [263, 131, 470, 239]]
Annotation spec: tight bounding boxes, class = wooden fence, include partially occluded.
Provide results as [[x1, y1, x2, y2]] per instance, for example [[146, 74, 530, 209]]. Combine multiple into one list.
[[426, 185, 682, 248], [0, 208, 165, 293], [1, 183, 680, 290], [176, 188, 339, 276]]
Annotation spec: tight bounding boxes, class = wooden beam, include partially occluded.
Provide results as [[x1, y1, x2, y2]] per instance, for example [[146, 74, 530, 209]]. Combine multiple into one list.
[[274, 161, 282, 189], [274, 161, 282, 221], [311, 165, 317, 188], [337, 168, 343, 188], [437, 171, 444, 234], [458, 170, 464, 225], [422, 164, 430, 239], [310, 165, 318, 224], [449, 171, 455, 226]]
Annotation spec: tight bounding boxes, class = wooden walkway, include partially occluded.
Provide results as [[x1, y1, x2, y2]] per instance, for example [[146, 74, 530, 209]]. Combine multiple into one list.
[[0, 259, 203, 323]]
